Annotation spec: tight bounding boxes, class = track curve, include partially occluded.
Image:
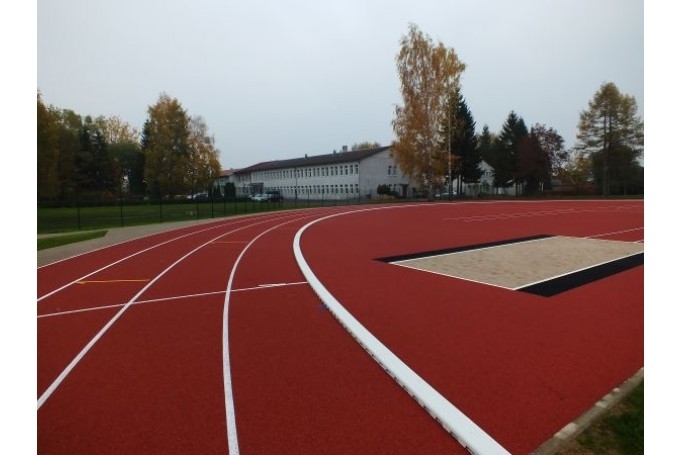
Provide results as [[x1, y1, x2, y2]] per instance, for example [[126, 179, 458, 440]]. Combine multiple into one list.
[[37, 200, 644, 454]]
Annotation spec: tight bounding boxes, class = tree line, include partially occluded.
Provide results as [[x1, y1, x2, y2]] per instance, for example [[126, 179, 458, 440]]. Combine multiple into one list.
[[38, 25, 644, 203], [37, 92, 222, 203], [391, 24, 644, 198]]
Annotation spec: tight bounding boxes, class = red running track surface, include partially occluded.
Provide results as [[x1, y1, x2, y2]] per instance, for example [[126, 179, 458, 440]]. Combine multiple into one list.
[[37, 200, 643, 454]]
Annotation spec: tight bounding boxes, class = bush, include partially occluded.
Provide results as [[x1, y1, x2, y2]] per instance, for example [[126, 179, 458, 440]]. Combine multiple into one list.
[[377, 184, 391, 196]]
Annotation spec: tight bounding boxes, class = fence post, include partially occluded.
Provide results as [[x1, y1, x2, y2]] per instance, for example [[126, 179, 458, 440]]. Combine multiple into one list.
[[76, 201, 82, 231]]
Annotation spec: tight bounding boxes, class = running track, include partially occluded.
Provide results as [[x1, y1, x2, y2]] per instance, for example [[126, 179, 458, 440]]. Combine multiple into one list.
[[37, 200, 644, 454]]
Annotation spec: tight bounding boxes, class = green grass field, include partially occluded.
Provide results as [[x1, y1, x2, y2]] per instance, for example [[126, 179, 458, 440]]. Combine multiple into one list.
[[38, 230, 108, 250]]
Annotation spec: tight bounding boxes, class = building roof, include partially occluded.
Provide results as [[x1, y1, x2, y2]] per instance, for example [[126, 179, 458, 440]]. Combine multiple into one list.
[[219, 168, 240, 177], [234, 146, 390, 174]]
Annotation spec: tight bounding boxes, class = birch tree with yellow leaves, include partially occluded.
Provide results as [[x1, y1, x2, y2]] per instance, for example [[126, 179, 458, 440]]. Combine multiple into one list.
[[391, 24, 466, 199]]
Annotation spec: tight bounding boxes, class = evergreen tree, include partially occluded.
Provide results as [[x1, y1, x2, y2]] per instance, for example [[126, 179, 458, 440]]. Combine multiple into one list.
[[576, 82, 643, 196], [92, 127, 116, 195], [450, 93, 482, 192], [37, 93, 60, 200], [492, 111, 528, 189], [54, 109, 82, 200], [477, 125, 496, 165], [591, 141, 643, 195], [109, 141, 145, 197], [516, 132, 550, 195]]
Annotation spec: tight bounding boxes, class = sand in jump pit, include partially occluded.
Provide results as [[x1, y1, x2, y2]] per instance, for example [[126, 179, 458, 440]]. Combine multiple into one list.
[[393, 236, 644, 290]]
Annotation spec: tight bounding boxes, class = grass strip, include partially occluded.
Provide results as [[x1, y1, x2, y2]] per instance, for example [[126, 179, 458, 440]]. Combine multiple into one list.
[[38, 230, 108, 251], [558, 381, 643, 454]]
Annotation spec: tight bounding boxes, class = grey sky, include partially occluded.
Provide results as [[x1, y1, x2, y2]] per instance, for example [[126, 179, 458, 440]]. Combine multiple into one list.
[[37, 0, 643, 170]]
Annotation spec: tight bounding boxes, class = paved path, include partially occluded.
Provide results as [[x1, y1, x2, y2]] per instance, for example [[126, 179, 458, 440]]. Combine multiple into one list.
[[37, 219, 219, 267]]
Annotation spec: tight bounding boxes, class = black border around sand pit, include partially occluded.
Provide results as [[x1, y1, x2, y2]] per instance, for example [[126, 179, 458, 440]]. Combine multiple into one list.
[[377, 234, 643, 298], [518, 252, 644, 297], [375, 234, 553, 263]]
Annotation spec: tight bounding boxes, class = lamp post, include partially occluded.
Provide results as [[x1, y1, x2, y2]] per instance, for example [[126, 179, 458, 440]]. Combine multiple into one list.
[[447, 100, 453, 201]]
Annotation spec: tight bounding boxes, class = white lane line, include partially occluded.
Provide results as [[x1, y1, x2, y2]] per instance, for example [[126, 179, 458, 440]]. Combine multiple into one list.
[[37, 213, 304, 410], [37, 212, 299, 302], [37, 291, 227, 319], [38, 281, 307, 319], [443, 204, 642, 223], [513, 250, 644, 291], [222, 217, 316, 455], [38, 222, 231, 302], [585, 227, 644, 239], [390, 262, 512, 290], [38, 283, 308, 319], [37, 213, 294, 270], [38, 232, 229, 409], [246, 281, 307, 290], [293, 206, 510, 455], [38, 302, 127, 318]]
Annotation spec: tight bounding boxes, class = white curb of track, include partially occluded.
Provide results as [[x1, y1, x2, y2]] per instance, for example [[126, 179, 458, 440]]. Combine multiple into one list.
[[293, 206, 510, 455]]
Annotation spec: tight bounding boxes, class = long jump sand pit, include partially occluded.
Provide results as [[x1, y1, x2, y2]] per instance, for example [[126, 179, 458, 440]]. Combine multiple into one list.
[[391, 236, 644, 294]]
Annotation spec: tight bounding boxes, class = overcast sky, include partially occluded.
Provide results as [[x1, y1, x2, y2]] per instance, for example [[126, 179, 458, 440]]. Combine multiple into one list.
[[37, 0, 643, 170]]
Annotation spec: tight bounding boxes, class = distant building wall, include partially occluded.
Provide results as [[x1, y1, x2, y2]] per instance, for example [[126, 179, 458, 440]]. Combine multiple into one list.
[[224, 148, 505, 200], [232, 147, 414, 200]]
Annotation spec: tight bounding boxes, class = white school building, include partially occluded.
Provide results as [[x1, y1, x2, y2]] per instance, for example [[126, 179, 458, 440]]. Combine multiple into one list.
[[217, 145, 497, 200], [228, 146, 415, 200]]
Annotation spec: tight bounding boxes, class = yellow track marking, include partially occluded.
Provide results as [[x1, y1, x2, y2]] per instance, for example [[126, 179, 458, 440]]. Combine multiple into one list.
[[76, 279, 150, 285]]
